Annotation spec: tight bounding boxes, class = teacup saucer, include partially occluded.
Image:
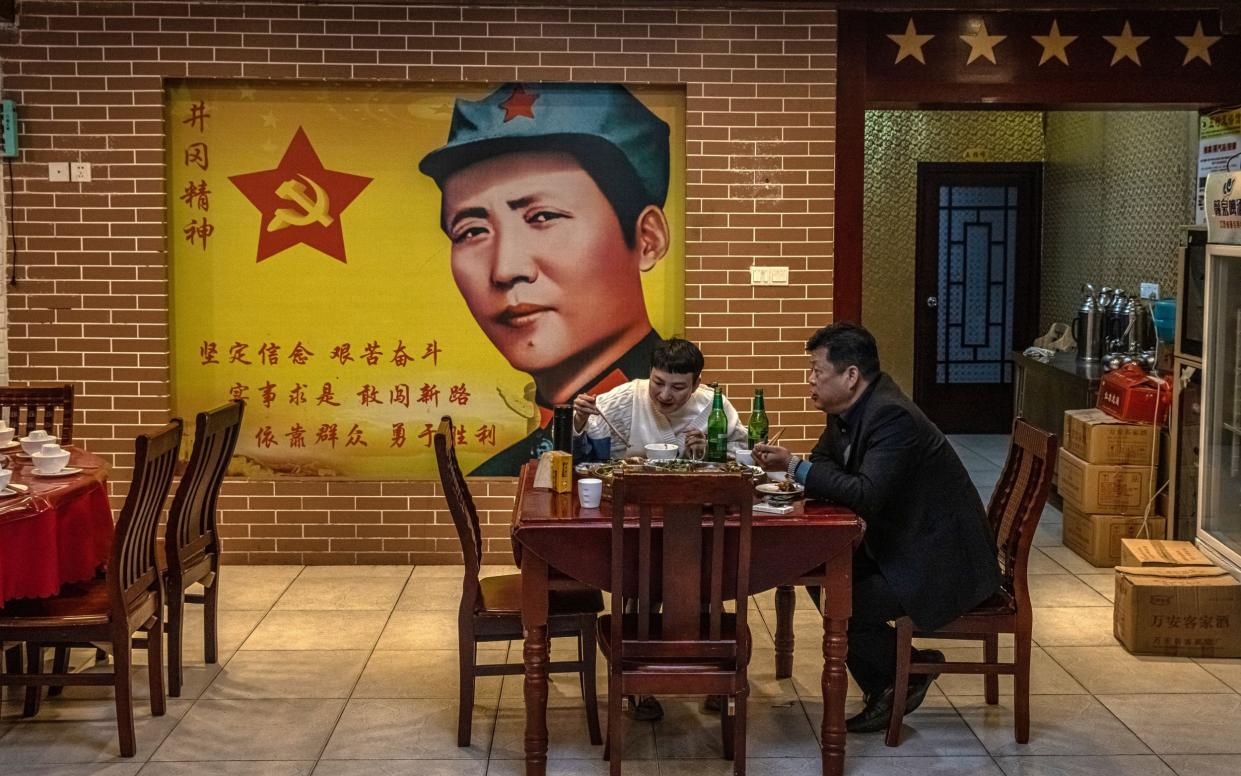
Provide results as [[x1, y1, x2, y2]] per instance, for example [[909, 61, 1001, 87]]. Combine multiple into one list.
[[0, 441, 19, 451], [32, 467, 81, 478], [0, 486, 18, 497]]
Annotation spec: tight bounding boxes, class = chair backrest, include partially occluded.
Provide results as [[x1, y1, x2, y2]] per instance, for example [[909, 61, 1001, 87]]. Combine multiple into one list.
[[108, 420, 183, 614], [609, 472, 753, 663], [0, 384, 75, 444], [987, 419, 1058, 600], [434, 416, 483, 583], [165, 400, 244, 575]]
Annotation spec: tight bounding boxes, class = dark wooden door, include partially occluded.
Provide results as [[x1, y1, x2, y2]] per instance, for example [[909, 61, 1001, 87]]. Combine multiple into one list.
[[913, 163, 1042, 434]]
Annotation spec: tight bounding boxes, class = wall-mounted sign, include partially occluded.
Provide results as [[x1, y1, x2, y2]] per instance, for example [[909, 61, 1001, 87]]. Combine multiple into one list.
[[1204, 170, 1241, 244]]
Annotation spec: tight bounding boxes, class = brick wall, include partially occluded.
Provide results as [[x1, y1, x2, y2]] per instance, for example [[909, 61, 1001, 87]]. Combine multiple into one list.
[[0, 0, 838, 564]]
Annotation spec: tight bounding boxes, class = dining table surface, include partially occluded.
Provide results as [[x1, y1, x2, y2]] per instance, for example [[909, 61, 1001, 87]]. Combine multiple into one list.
[[0, 445, 112, 605], [511, 462, 866, 776]]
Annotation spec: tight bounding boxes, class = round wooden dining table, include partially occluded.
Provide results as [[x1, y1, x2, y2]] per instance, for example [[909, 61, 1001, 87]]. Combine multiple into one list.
[[0, 446, 112, 605]]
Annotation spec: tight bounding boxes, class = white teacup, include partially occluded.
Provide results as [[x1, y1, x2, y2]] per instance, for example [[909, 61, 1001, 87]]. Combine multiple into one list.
[[0, 467, 11, 491], [19, 429, 53, 455], [577, 478, 603, 509], [0, 426, 14, 446], [32, 442, 70, 474]]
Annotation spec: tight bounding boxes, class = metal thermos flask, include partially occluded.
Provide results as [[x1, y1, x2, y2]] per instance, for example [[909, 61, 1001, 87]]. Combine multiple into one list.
[[1127, 296, 1154, 352], [1107, 290, 1131, 352], [1073, 284, 1104, 363], [552, 404, 573, 453]]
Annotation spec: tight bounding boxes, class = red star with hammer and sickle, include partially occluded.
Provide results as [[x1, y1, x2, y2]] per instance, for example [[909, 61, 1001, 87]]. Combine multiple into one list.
[[499, 86, 538, 122], [229, 127, 372, 263]]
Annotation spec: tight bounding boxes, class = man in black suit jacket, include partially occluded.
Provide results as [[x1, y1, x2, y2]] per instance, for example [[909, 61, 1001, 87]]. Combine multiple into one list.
[[755, 322, 1000, 733]]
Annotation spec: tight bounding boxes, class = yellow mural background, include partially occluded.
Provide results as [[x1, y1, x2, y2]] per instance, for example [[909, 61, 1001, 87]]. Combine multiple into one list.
[[167, 82, 686, 478]]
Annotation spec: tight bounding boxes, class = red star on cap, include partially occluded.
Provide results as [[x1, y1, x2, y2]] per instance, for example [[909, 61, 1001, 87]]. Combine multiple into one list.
[[229, 127, 372, 263], [499, 86, 538, 122]]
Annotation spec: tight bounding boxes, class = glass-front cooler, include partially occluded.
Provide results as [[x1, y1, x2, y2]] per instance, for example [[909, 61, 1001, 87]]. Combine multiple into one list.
[[1199, 242, 1241, 573]]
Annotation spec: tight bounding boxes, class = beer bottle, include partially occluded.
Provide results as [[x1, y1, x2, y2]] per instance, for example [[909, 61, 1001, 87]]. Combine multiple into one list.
[[747, 389, 768, 449], [706, 384, 728, 462]]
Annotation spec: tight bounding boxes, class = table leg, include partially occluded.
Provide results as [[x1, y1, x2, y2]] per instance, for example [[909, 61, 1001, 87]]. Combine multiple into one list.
[[521, 552, 550, 776], [774, 584, 796, 679], [820, 550, 852, 776]]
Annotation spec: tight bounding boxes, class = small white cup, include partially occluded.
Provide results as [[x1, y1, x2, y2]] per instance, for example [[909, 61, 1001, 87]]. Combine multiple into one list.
[[0, 468, 11, 491], [32, 443, 70, 475], [0, 426, 14, 446], [577, 478, 603, 509], [734, 448, 754, 466], [27, 429, 50, 441]]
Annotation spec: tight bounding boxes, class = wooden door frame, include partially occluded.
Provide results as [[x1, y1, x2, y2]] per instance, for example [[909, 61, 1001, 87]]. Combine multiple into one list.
[[834, 9, 1241, 325], [912, 162, 1042, 432]]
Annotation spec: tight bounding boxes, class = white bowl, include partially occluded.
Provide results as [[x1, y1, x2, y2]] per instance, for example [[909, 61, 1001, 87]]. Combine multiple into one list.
[[20, 432, 54, 455], [32, 444, 70, 474], [734, 448, 754, 466], [0, 427, 14, 446], [644, 443, 679, 460]]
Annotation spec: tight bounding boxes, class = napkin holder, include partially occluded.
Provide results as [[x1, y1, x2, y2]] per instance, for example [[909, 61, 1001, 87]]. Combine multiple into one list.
[[533, 451, 573, 493]]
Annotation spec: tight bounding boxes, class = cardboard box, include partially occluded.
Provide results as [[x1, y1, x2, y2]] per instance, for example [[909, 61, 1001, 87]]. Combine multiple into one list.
[[1062, 408, 1159, 466], [1119, 538, 1212, 568], [1114, 565, 1241, 657], [1062, 504, 1166, 567], [1057, 449, 1153, 515]]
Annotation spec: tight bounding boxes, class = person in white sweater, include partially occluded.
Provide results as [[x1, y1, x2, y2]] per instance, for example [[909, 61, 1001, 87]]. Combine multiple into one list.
[[571, 337, 746, 462]]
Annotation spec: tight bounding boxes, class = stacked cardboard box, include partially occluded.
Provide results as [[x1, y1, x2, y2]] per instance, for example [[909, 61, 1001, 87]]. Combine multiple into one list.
[[1060, 409, 1163, 567], [1114, 538, 1241, 658]]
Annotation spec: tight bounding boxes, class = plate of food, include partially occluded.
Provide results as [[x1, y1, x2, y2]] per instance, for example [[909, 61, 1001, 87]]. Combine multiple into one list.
[[756, 481, 804, 501]]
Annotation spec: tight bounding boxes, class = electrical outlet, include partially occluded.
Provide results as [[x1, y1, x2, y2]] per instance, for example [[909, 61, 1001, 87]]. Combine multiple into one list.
[[69, 161, 91, 182], [1139, 282, 1160, 300], [48, 162, 69, 181]]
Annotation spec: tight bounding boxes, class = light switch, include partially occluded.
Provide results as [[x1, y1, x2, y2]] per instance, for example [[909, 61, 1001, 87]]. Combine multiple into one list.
[[48, 162, 69, 181]]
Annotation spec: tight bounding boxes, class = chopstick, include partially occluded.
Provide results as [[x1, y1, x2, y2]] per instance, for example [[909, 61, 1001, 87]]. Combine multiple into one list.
[[767, 429, 784, 446], [594, 407, 630, 450]]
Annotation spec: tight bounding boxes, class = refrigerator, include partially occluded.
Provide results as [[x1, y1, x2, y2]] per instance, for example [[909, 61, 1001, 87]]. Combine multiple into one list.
[[1197, 171, 1241, 574]]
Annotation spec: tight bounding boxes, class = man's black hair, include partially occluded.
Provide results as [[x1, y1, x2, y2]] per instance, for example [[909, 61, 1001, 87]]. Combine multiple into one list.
[[568, 145, 655, 249], [651, 337, 705, 379], [805, 322, 881, 381]]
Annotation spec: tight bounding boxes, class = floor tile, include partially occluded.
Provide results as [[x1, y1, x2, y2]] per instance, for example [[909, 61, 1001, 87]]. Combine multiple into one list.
[[1027, 575, 1112, 608], [241, 610, 390, 651], [211, 566, 303, 610], [993, 754, 1175, 776], [393, 576, 465, 610], [842, 758, 1004, 776], [1098, 694, 1241, 753], [1027, 548, 1071, 575], [1038, 546, 1105, 575], [1033, 523, 1063, 548], [1161, 754, 1241, 776], [313, 762, 485, 776], [487, 761, 617, 776], [491, 703, 621, 760], [1076, 573, 1116, 602], [1032, 606, 1118, 647], [297, 565, 413, 579], [951, 694, 1150, 756], [0, 764, 144, 776], [374, 610, 500, 651], [1044, 646, 1231, 695], [656, 757, 827, 775], [0, 700, 190, 764], [150, 699, 345, 761], [138, 763, 316, 776], [933, 646, 1086, 695], [353, 650, 502, 700], [321, 698, 494, 760], [652, 698, 819, 759], [202, 650, 369, 699], [273, 576, 408, 611], [840, 696, 988, 758]]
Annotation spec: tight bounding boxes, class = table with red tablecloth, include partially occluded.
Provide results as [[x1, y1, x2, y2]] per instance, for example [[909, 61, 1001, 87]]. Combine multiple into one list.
[[0, 447, 112, 605]]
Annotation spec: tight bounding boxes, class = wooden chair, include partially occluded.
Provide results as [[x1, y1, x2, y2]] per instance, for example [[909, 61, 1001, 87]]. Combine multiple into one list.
[[0, 384, 75, 444], [886, 419, 1057, 747], [434, 416, 604, 748], [0, 420, 182, 757], [162, 400, 244, 697], [601, 472, 754, 776]]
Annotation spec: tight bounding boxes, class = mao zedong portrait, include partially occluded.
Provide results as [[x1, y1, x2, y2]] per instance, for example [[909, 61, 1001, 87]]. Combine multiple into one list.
[[420, 83, 674, 475]]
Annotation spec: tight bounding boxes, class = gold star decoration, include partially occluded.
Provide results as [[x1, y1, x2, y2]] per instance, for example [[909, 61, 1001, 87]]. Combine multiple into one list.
[[959, 20, 1006, 65], [1176, 20, 1221, 65], [1103, 21, 1149, 66], [1032, 20, 1077, 66], [261, 112, 278, 128], [887, 18, 934, 65]]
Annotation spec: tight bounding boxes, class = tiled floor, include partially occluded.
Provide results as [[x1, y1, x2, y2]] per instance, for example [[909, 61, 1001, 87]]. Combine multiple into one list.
[[3, 434, 1241, 775]]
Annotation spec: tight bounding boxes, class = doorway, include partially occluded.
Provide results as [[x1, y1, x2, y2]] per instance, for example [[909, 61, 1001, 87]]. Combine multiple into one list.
[[913, 163, 1042, 433]]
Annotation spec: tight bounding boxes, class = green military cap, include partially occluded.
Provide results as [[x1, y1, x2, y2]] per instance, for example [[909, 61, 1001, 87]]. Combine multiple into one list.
[[419, 83, 670, 207]]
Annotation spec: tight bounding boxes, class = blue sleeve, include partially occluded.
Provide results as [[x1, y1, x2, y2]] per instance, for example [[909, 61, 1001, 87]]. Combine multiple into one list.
[[794, 458, 812, 485], [573, 432, 611, 464]]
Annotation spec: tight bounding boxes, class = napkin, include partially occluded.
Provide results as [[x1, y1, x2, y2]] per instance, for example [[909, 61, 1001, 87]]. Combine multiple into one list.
[[753, 502, 794, 515]]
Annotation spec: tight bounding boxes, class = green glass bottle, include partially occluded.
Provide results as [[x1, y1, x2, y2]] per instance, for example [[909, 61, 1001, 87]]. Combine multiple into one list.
[[747, 388, 768, 450], [706, 383, 728, 463]]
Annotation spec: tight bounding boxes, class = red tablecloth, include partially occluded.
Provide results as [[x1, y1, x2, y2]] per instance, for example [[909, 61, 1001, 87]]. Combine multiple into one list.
[[0, 447, 112, 605]]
